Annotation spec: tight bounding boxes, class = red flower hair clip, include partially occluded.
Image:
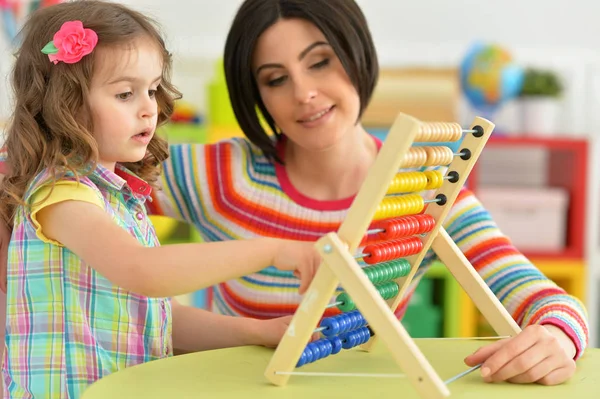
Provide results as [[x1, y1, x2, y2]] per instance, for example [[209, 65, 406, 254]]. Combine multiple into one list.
[[41, 20, 98, 64]]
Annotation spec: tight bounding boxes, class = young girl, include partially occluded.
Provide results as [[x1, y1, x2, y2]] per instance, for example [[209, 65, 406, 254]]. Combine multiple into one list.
[[0, 1, 320, 398], [0, 0, 587, 389]]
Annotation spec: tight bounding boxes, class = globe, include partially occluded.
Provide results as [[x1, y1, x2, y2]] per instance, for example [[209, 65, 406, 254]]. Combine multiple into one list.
[[460, 43, 524, 112]]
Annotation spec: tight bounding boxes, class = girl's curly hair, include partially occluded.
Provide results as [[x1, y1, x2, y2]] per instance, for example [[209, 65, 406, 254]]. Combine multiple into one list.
[[0, 0, 182, 227]]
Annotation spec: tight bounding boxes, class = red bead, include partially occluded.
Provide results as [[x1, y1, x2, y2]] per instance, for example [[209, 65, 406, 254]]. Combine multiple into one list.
[[363, 236, 423, 264], [369, 214, 436, 242]]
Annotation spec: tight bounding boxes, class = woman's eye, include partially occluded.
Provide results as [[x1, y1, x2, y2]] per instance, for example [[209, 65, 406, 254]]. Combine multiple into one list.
[[311, 58, 330, 69], [267, 76, 287, 87]]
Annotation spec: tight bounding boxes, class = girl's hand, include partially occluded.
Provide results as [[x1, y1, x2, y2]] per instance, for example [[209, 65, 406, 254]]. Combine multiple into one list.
[[272, 240, 321, 294], [464, 324, 577, 385], [252, 315, 320, 348]]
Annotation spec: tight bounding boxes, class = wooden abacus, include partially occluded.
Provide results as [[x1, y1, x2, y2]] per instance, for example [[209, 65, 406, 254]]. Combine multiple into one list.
[[264, 112, 522, 398]]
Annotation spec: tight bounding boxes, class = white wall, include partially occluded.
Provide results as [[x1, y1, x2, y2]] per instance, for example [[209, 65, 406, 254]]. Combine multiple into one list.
[[3, 0, 600, 135], [109, 0, 600, 136]]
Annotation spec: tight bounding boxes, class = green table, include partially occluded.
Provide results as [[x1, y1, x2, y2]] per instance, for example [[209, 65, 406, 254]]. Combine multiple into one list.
[[82, 339, 599, 398]]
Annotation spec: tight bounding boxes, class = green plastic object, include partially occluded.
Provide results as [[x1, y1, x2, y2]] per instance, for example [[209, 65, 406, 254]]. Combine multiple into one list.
[[207, 59, 238, 128]]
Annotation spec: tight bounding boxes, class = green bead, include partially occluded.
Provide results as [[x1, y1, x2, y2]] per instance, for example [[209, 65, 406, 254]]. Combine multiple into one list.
[[365, 266, 380, 284], [375, 267, 385, 284], [397, 259, 411, 276], [381, 266, 392, 282], [336, 292, 356, 312], [376, 281, 399, 300]]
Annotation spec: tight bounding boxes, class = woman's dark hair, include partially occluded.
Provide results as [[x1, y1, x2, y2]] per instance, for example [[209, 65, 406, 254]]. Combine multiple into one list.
[[224, 0, 379, 162]]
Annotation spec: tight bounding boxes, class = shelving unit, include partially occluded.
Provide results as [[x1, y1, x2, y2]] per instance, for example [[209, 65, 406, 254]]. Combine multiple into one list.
[[585, 136, 600, 347], [470, 136, 588, 260]]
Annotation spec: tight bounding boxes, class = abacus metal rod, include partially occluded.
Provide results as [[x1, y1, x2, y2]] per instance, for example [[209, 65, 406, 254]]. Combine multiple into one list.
[[444, 364, 482, 385]]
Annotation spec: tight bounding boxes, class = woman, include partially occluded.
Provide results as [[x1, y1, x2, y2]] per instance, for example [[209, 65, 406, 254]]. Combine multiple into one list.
[[149, 0, 587, 386]]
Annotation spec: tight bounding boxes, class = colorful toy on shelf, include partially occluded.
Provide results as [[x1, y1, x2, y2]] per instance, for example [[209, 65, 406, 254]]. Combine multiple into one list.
[[1, 0, 63, 44], [160, 100, 206, 144], [264, 112, 521, 399], [206, 59, 242, 143], [460, 42, 524, 119], [170, 100, 202, 124]]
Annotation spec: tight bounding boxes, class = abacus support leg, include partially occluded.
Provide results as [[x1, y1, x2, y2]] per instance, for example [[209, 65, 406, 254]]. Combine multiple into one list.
[[317, 233, 450, 399], [431, 228, 521, 337]]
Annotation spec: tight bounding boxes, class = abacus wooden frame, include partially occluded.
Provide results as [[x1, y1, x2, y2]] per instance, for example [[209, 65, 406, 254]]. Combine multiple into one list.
[[264, 112, 522, 399]]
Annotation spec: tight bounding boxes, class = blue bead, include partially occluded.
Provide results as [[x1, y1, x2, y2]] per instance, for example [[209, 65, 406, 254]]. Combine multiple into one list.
[[308, 342, 321, 361], [304, 346, 315, 364], [320, 317, 340, 337], [316, 340, 332, 360], [347, 313, 356, 330], [351, 313, 362, 329], [350, 333, 359, 348], [355, 327, 365, 341], [357, 312, 367, 327], [329, 336, 343, 355], [296, 350, 307, 367], [346, 314, 357, 331], [337, 315, 349, 333], [359, 328, 370, 345], [343, 313, 355, 331], [341, 333, 356, 349], [323, 340, 333, 357]]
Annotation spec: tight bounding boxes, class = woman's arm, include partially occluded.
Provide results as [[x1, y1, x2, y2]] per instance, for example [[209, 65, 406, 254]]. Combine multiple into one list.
[[445, 188, 588, 358], [147, 143, 208, 220]]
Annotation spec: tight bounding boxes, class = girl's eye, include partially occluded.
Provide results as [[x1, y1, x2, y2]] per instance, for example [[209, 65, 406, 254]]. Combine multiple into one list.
[[117, 92, 132, 100], [148, 89, 157, 98]]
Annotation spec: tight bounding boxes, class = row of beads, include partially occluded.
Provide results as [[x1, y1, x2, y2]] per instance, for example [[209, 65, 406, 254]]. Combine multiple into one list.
[[386, 170, 444, 194], [415, 122, 463, 143], [297, 327, 372, 367], [374, 194, 425, 220], [366, 214, 435, 244], [363, 236, 423, 265], [336, 280, 399, 312], [319, 310, 367, 337], [362, 259, 410, 284], [399, 146, 454, 168]]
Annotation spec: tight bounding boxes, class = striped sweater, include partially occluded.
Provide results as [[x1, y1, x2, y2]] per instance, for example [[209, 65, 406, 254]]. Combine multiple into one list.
[[150, 136, 588, 359]]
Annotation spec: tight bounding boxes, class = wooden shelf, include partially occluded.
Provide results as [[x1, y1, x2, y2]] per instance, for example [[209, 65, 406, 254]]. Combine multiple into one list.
[[469, 135, 588, 260]]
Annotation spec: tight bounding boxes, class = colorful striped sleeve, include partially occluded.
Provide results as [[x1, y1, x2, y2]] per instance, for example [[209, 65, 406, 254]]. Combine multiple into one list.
[[150, 143, 207, 222], [444, 188, 589, 359]]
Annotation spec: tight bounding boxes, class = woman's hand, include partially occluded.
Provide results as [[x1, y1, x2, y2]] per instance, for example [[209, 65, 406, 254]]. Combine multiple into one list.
[[464, 324, 577, 385]]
